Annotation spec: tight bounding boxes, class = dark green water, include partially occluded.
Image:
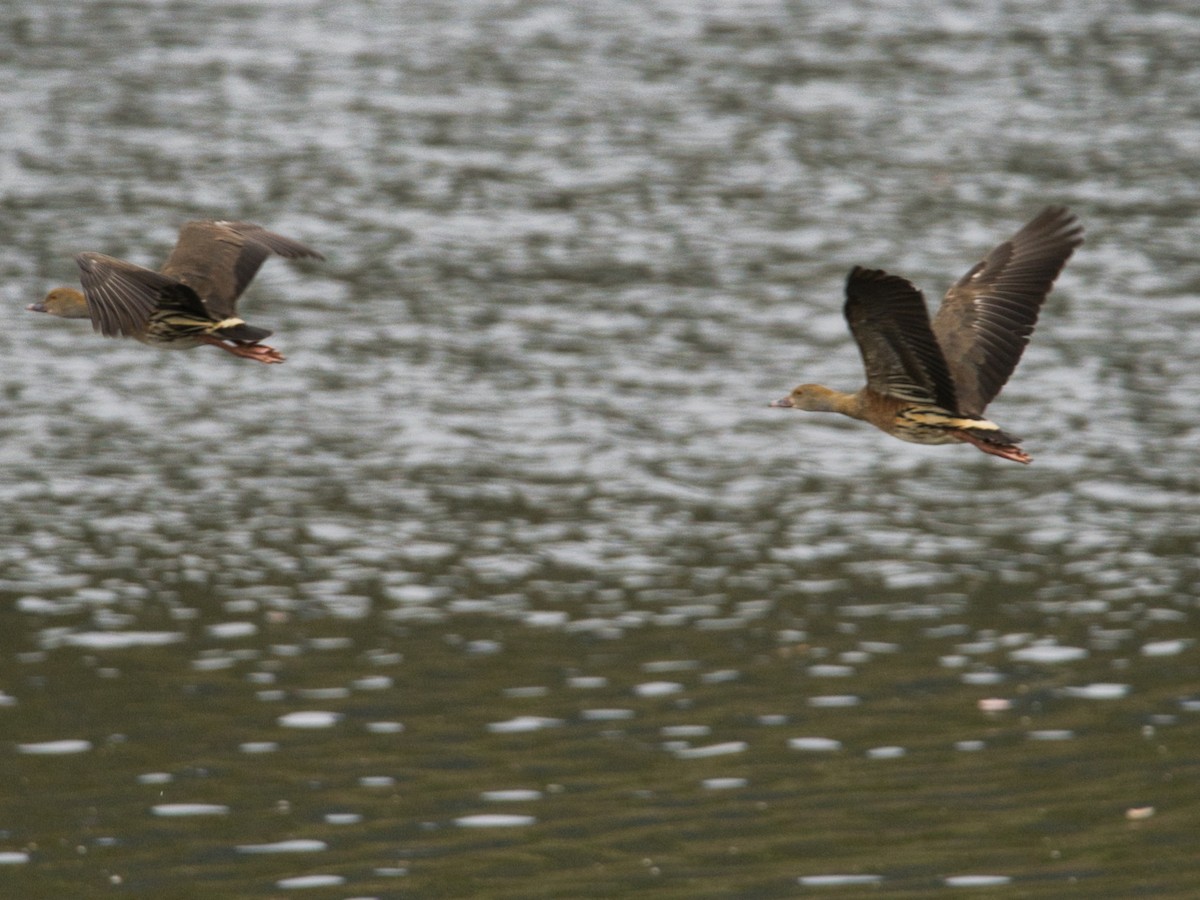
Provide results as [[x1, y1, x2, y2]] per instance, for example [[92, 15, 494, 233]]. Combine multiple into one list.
[[1, 0, 1199, 896]]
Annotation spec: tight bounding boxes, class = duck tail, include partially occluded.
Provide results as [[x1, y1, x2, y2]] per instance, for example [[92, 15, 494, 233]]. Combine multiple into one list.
[[211, 320, 273, 343], [953, 425, 1031, 464]]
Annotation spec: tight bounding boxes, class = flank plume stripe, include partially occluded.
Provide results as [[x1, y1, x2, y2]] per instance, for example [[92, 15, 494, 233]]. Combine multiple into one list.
[[903, 409, 1000, 431]]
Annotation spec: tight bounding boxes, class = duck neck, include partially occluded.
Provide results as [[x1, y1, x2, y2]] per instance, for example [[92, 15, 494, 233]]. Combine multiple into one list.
[[817, 386, 869, 420]]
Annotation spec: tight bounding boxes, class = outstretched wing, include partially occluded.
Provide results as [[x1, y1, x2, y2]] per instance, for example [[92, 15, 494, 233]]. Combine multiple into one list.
[[160, 221, 324, 318], [74, 252, 176, 338], [931, 206, 1083, 415], [844, 266, 959, 412]]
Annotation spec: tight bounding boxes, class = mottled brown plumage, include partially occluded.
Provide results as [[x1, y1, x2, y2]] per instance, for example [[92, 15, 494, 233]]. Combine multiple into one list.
[[29, 220, 323, 364], [771, 207, 1083, 464]]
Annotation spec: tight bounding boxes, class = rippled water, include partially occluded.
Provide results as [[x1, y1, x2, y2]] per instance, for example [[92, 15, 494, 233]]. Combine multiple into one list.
[[2, 0, 1199, 896]]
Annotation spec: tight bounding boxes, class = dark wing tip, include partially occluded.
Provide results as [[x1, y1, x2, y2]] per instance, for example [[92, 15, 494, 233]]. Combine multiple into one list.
[[848, 265, 888, 284], [214, 220, 325, 260], [1021, 206, 1085, 249], [955, 206, 1085, 294], [846, 266, 922, 301]]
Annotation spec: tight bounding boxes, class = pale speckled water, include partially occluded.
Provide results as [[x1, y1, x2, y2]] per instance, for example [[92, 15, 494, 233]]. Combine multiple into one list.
[[1, 1, 1199, 897]]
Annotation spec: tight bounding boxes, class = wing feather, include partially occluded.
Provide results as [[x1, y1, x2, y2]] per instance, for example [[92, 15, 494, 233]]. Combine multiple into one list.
[[931, 207, 1083, 414], [161, 221, 324, 317], [844, 267, 959, 411], [74, 252, 171, 338]]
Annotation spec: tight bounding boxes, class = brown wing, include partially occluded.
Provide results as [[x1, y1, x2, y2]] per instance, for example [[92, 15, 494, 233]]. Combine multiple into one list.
[[931, 206, 1083, 415], [74, 252, 178, 338], [160, 221, 324, 318], [844, 266, 959, 411]]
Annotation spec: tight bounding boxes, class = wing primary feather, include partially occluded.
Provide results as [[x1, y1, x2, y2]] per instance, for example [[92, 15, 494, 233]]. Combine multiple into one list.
[[933, 207, 1083, 414], [844, 266, 959, 411]]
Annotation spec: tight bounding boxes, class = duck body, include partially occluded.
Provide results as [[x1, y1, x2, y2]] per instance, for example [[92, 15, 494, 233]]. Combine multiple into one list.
[[29, 220, 323, 364], [774, 383, 1029, 463], [771, 207, 1084, 464]]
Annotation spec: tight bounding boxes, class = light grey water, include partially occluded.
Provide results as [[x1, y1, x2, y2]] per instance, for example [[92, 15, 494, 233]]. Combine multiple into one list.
[[1, 0, 1199, 896]]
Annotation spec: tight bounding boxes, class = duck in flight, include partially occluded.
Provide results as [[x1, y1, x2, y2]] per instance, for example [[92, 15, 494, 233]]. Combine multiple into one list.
[[29, 220, 323, 364], [771, 206, 1083, 464]]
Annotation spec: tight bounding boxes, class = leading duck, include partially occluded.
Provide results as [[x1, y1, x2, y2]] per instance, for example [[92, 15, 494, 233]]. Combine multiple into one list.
[[771, 206, 1083, 464], [29, 220, 323, 364]]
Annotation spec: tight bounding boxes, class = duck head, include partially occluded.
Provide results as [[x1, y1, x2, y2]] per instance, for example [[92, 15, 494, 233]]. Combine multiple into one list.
[[770, 384, 842, 413], [28, 287, 90, 318]]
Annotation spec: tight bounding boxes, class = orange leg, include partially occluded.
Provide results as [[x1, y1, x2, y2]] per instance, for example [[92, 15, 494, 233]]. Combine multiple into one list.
[[197, 335, 285, 364], [953, 430, 1032, 464]]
